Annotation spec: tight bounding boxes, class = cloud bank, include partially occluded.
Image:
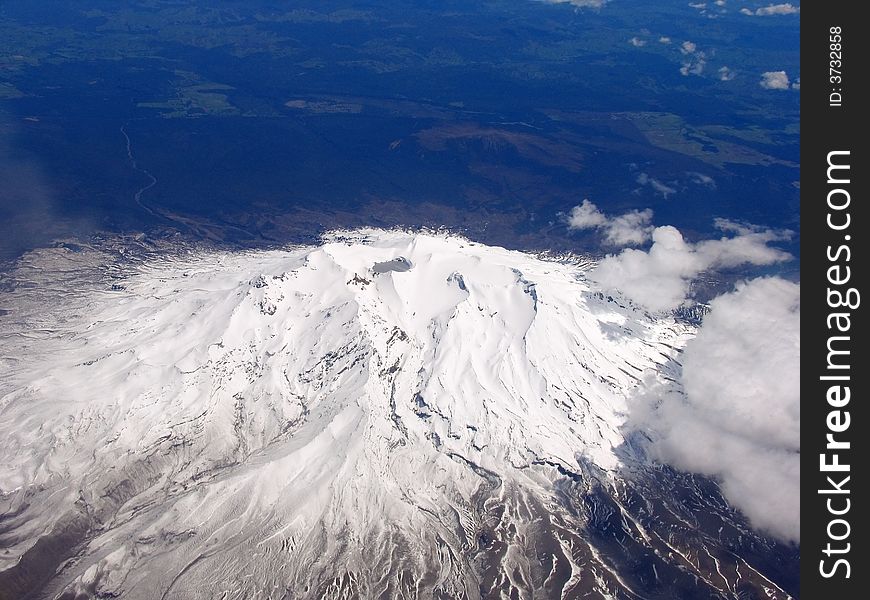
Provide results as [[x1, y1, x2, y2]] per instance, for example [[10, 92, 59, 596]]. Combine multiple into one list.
[[632, 277, 800, 542], [567, 199, 654, 246], [589, 220, 792, 312]]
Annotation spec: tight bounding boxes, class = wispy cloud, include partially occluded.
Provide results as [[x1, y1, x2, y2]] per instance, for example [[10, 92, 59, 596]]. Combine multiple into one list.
[[636, 172, 677, 197], [678, 41, 706, 76], [718, 66, 735, 81], [629, 36, 647, 47], [539, 0, 608, 8], [687, 171, 716, 188], [680, 60, 705, 76]]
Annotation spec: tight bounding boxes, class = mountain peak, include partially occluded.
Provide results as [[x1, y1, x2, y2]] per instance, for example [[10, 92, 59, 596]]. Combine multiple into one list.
[[0, 231, 790, 600]]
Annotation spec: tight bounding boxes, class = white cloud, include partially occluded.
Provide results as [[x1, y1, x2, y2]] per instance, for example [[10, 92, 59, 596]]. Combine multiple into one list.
[[688, 171, 716, 188], [740, 7, 754, 14], [637, 172, 677, 197], [589, 221, 792, 312], [760, 70, 790, 90], [629, 36, 647, 47], [631, 277, 800, 542], [567, 199, 607, 229], [680, 41, 697, 54], [591, 227, 701, 312], [792, 77, 800, 90], [606, 210, 655, 246], [678, 42, 706, 76], [680, 58, 706, 76], [754, 3, 800, 15], [715, 0, 727, 5], [659, 36, 672, 44], [689, 2, 707, 8], [718, 66, 735, 81], [567, 199, 654, 246], [696, 218, 793, 268], [540, 0, 608, 7]]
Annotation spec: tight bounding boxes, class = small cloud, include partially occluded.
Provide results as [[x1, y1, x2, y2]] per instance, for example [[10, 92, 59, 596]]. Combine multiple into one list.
[[540, 0, 608, 7], [567, 199, 607, 229], [740, 7, 753, 14], [688, 2, 707, 8], [760, 70, 790, 90], [637, 172, 677, 197], [659, 36, 672, 44], [589, 220, 792, 312], [678, 42, 706, 75], [567, 199, 654, 246], [696, 218, 793, 269], [629, 277, 800, 542], [718, 66, 735, 81], [754, 3, 800, 15], [680, 59, 706, 76], [680, 41, 697, 54], [629, 36, 647, 47], [715, 0, 727, 5], [791, 77, 800, 90], [687, 171, 717, 188]]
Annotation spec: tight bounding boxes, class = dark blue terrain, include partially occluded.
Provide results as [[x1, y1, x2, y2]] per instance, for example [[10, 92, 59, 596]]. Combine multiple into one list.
[[1, 0, 799, 264]]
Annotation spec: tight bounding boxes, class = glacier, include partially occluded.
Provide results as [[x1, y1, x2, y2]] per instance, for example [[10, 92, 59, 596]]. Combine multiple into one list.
[[0, 231, 796, 599]]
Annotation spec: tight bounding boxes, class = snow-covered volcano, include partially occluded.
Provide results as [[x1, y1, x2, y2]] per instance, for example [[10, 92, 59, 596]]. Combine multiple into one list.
[[0, 231, 794, 599]]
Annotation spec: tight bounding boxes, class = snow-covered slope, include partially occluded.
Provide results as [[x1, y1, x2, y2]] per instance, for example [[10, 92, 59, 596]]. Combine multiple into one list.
[[0, 231, 793, 599]]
